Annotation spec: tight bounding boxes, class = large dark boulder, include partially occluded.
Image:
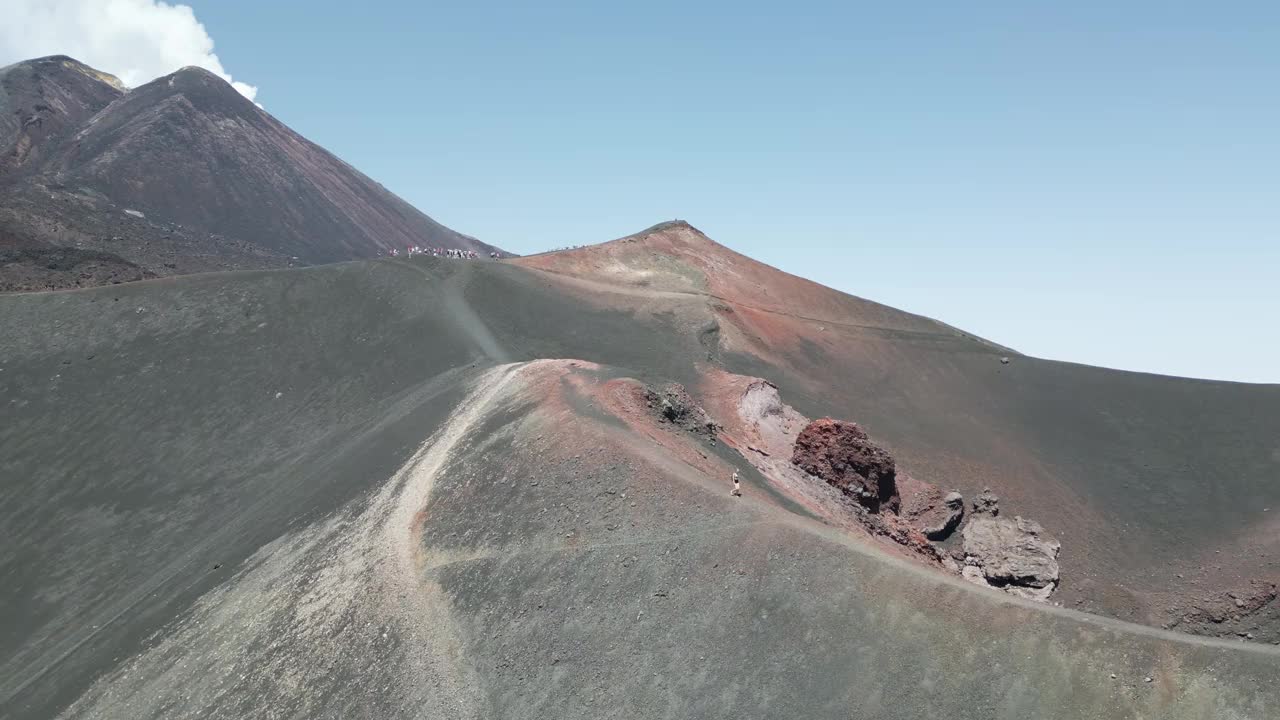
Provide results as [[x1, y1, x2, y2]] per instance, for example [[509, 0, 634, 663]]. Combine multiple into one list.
[[644, 382, 718, 437], [791, 418, 899, 513]]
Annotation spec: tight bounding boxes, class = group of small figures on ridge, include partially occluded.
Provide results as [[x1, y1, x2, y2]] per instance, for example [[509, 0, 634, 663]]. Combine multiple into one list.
[[380, 246, 502, 259]]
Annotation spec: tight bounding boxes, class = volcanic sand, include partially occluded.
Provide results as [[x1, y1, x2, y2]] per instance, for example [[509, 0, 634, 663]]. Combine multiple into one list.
[[2, 229, 1279, 718]]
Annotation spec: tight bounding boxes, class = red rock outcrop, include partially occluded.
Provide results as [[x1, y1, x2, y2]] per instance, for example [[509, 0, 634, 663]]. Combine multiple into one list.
[[791, 418, 899, 513]]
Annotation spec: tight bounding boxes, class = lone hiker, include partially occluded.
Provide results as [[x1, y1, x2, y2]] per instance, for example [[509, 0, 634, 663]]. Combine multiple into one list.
[[731, 469, 741, 497]]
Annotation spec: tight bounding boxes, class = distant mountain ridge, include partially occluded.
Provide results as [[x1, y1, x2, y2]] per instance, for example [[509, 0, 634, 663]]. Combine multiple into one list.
[[0, 56, 499, 292], [0, 56, 124, 174]]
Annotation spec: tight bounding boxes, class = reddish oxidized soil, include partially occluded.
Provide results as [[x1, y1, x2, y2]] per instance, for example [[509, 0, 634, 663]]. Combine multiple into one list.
[[516, 222, 1280, 636]]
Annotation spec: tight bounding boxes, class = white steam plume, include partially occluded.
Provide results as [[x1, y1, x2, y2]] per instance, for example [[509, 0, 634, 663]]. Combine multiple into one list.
[[0, 0, 258, 101]]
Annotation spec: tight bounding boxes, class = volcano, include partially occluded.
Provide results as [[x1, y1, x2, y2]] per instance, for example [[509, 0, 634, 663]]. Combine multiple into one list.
[[0, 56, 498, 292], [1, 61, 1279, 720]]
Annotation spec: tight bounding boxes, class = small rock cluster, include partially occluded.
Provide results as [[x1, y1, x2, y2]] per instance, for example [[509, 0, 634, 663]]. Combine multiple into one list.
[[1166, 581, 1279, 642], [644, 383, 718, 437], [972, 487, 1000, 516], [900, 482, 965, 541], [930, 489, 1063, 601], [789, 418, 1063, 602]]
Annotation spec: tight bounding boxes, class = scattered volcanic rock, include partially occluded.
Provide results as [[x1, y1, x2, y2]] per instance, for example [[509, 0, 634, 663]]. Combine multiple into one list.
[[972, 487, 1000, 516], [792, 418, 899, 513], [859, 508, 944, 564], [901, 482, 965, 541], [1166, 581, 1280, 643], [961, 515, 1061, 601], [0, 244, 156, 292], [645, 383, 718, 437]]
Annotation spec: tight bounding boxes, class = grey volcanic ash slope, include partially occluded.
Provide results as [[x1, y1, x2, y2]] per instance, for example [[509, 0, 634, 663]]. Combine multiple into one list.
[[3, 231, 1280, 719], [518, 224, 1280, 633], [0, 56, 124, 173], [0, 56, 497, 291], [34, 66, 491, 262]]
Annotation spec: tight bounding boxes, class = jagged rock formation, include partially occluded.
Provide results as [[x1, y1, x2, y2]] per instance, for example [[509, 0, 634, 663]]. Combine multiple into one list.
[[776, 407, 1060, 602], [734, 379, 807, 458], [901, 482, 965, 541], [645, 382, 718, 437], [961, 515, 1062, 601], [791, 418, 899, 513], [972, 487, 1000, 516]]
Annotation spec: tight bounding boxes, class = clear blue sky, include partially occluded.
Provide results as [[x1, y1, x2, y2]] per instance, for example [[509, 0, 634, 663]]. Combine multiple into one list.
[[191, 1, 1277, 382]]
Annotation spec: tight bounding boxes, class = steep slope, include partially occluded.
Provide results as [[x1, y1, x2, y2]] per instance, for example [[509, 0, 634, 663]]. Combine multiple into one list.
[[516, 219, 999, 343], [513, 221, 1280, 633], [0, 56, 124, 174], [39, 66, 495, 262], [0, 58, 499, 291], [2, 227, 1278, 718]]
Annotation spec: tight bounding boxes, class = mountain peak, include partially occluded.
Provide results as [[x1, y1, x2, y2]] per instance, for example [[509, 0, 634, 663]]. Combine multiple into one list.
[[112, 64, 263, 123], [170, 65, 225, 83], [3, 55, 127, 91], [609, 219, 717, 251], [1, 55, 126, 174], [155, 65, 247, 98], [623, 219, 706, 239], [1, 54, 498, 280]]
